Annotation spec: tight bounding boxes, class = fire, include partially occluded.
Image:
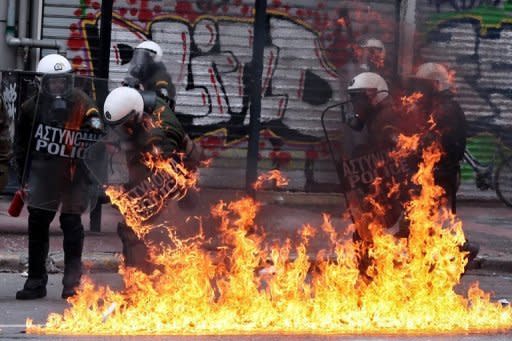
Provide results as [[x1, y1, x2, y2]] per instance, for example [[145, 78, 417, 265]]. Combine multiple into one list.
[[25, 144, 512, 335], [401, 92, 423, 109], [105, 153, 198, 237], [336, 17, 346, 27], [253, 169, 289, 190]]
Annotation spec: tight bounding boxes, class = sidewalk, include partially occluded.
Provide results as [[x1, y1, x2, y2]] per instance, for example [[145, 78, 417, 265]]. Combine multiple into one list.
[[0, 189, 511, 273]]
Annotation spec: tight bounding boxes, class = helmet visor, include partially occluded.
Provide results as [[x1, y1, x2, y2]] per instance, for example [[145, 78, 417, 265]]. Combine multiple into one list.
[[127, 49, 154, 80], [366, 47, 385, 69], [41, 73, 73, 97]]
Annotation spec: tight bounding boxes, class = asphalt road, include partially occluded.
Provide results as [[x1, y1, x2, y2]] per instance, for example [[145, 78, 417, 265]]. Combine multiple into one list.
[[1, 271, 512, 340]]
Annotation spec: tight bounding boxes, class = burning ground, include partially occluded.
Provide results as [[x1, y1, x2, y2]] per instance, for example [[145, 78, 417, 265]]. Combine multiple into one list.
[[26, 136, 512, 335]]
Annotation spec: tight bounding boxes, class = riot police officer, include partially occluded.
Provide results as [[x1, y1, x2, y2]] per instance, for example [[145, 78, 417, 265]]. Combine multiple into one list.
[[405, 62, 479, 263], [102, 86, 188, 273], [344, 72, 407, 241], [409, 62, 466, 212], [15, 54, 103, 300], [124, 40, 176, 110]]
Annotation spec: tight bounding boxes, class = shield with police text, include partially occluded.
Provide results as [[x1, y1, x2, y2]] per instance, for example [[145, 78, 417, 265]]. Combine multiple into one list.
[[22, 75, 108, 214], [84, 120, 195, 226]]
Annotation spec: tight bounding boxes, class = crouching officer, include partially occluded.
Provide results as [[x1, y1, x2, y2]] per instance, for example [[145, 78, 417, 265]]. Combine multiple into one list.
[[100, 86, 193, 272], [344, 72, 407, 241], [15, 54, 104, 300]]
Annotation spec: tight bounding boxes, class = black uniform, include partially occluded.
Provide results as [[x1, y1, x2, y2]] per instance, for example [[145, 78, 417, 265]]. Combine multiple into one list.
[[15, 88, 102, 300], [430, 91, 467, 212]]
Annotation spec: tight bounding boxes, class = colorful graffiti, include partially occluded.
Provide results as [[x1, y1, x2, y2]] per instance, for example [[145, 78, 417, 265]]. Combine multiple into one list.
[[428, 0, 502, 12], [59, 0, 395, 190]]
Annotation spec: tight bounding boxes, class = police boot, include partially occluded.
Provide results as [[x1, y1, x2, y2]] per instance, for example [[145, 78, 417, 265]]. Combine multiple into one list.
[[16, 209, 51, 300], [60, 214, 84, 299], [16, 276, 48, 300]]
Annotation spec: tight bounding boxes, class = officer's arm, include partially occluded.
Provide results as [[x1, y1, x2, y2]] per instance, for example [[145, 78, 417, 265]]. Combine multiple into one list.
[[79, 92, 104, 134], [154, 76, 176, 111], [146, 103, 185, 156]]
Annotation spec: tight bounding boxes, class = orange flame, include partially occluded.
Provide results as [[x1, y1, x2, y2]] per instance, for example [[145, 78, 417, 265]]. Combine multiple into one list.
[[253, 169, 289, 190], [401, 92, 424, 109], [26, 138, 512, 335], [105, 153, 198, 236]]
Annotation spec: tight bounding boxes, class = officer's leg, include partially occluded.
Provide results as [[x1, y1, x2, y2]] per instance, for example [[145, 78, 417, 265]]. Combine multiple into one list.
[[59, 213, 84, 298], [117, 222, 154, 273], [16, 207, 55, 300]]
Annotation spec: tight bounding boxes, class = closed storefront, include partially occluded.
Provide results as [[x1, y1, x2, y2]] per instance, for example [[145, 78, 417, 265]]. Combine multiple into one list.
[[41, 0, 399, 192]]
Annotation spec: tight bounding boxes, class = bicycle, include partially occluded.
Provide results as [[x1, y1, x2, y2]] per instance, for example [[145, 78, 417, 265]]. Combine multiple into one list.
[[463, 142, 512, 207]]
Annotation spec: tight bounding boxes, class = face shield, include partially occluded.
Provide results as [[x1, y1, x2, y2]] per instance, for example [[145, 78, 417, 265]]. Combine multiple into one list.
[[365, 47, 385, 70], [346, 89, 375, 131], [127, 48, 156, 81], [40, 73, 73, 98]]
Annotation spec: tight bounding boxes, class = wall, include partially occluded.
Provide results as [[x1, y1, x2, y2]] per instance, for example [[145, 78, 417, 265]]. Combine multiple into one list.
[[40, 0, 398, 191], [415, 0, 512, 199]]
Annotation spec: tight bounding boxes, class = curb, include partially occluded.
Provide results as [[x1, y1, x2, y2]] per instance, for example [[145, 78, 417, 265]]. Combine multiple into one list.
[[1, 252, 511, 274], [0, 252, 120, 273], [473, 257, 512, 273]]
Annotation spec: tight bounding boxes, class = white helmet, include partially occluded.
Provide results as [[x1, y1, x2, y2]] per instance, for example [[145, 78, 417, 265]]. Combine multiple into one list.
[[136, 40, 163, 63], [103, 87, 144, 125], [347, 72, 389, 105], [36, 54, 72, 74], [415, 62, 453, 92], [360, 38, 385, 51]]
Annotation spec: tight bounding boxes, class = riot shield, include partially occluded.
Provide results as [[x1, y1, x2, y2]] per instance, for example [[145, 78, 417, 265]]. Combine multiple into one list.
[[22, 74, 108, 214], [84, 123, 194, 227]]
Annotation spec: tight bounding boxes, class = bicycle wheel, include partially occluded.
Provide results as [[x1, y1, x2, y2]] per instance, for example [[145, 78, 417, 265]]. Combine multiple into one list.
[[494, 155, 512, 207]]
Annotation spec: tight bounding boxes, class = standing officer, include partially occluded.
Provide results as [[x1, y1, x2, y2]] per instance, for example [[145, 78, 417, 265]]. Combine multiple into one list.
[[405, 62, 478, 263], [409, 62, 466, 212], [124, 40, 176, 110], [15, 54, 103, 299]]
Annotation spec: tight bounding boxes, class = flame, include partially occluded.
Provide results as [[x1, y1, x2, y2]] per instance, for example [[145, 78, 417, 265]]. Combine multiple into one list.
[[25, 136, 512, 335], [105, 153, 198, 236], [401, 92, 424, 110], [253, 169, 289, 190]]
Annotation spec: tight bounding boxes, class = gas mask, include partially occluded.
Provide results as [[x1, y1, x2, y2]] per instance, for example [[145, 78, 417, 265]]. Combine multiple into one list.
[[39, 74, 73, 123]]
